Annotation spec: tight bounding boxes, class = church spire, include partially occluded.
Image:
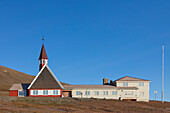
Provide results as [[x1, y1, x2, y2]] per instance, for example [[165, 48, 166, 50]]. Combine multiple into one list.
[[39, 44, 48, 60], [39, 36, 48, 71]]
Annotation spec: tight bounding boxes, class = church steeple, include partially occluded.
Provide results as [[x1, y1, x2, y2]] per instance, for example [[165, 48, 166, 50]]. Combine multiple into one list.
[[39, 44, 48, 60], [39, 37, 48, 71]]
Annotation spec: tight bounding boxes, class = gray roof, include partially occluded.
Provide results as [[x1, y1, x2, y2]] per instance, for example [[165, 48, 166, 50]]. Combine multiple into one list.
[[114, 76, 150, 82], [28, 65, 64, 89], [9, 83, 30, 90], [63, 85, 137, 90]]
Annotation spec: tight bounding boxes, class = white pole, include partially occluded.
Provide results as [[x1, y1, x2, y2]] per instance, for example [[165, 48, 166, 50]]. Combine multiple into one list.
[[162, 44, 164, 103]]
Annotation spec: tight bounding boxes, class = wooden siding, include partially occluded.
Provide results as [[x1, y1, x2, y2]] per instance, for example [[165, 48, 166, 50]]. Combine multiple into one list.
[[9, 90, 18, 96]]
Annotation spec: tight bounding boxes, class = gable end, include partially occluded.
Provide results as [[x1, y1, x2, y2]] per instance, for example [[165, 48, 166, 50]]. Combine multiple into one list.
[[28, 65, 64, 89]]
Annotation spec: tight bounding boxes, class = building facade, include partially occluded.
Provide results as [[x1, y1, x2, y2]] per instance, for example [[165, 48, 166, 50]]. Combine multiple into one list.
[[9, 43, 151, 102], [28, 65, 64, 97], [9, 44, 64, 97], [9, 83, 29, 97], [63, 76, 150, 102]]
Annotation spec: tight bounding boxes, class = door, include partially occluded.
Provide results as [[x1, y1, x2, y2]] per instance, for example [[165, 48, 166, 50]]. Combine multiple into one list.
[[63, 91, 72, 97]]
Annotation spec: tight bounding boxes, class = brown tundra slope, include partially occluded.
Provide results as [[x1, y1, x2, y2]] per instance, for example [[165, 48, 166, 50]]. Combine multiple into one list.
[[0, 97, 170, 113], [0, 65, 68, 96]]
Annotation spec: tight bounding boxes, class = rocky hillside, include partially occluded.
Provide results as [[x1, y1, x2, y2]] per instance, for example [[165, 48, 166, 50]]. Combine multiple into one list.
[[0, 65, 34, 91], [0, 65, 68, 92]]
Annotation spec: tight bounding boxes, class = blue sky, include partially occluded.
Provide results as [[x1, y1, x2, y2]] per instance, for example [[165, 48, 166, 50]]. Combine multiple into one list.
[[0, 0, 170, 101]]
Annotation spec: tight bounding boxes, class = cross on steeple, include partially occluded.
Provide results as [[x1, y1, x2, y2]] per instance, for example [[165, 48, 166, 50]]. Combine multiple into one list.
[[39, 36, 48, 71], [42, 35, 45, 44]]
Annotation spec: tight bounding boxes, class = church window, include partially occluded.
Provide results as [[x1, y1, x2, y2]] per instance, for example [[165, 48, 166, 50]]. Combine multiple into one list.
[[53, 90, 58, 95], [43, 90, 48, 95], [33, 90, 38, 95]]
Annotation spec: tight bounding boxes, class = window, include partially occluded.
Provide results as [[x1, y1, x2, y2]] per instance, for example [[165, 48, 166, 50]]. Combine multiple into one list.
[[43, 90, 48, 95], [18, 90, 25, 96], [112, 91, 117, 95], [76, 91, 81, 95], [43, 60, 46, 63], [85, 91, 90, 95], [103, 91, 108, 95], [33, 90, 38, 95], [94, 91, 99, 95], [124, 91, 133, 95], [123, 83, 128, 87], [53, 90, 58, 95], [139, 82, 144, 86]]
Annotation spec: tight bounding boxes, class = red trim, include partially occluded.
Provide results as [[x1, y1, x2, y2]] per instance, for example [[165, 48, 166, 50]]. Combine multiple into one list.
[[9, 90, 18, 96], [29, 89, 62, 97], [39, 63, 47, 71], [39, 64, 45, 71]]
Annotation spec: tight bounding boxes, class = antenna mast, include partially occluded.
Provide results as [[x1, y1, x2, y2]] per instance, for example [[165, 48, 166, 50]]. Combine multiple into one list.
[[162, 44, 164, 103]]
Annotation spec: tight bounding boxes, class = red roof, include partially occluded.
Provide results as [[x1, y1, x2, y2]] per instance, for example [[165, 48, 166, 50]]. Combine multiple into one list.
[[39, 44, 48, 60]]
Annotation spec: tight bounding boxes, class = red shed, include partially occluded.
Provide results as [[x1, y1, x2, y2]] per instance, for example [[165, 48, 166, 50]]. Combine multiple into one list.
[[9, 83, 30, 97]]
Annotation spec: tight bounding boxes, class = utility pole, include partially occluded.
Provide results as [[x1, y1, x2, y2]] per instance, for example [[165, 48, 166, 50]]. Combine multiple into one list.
[[162, 44, 164, 103]]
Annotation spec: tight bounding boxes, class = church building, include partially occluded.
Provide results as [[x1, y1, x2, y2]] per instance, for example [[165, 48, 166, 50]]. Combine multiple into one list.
[[9, 44, 64, 97], [28, 44, 64, 97]]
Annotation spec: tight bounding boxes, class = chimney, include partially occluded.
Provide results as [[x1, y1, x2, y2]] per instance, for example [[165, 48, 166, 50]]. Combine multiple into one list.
[[110, 80, 113, 84], [103, 78, 108, 85]]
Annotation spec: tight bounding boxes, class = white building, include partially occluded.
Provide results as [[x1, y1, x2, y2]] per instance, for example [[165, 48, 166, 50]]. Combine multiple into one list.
[[63, 76, 151, 102]]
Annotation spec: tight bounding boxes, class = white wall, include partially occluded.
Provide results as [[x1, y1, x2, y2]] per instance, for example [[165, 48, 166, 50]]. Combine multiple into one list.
[[30, 90, 61, 95], [70, 81, 150, 102], [71, 88, 137, 100], [116, 81, 150, 102]]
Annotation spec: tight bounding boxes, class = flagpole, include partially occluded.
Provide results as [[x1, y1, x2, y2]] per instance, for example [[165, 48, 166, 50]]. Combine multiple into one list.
[[162, 44, 164, 103]]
